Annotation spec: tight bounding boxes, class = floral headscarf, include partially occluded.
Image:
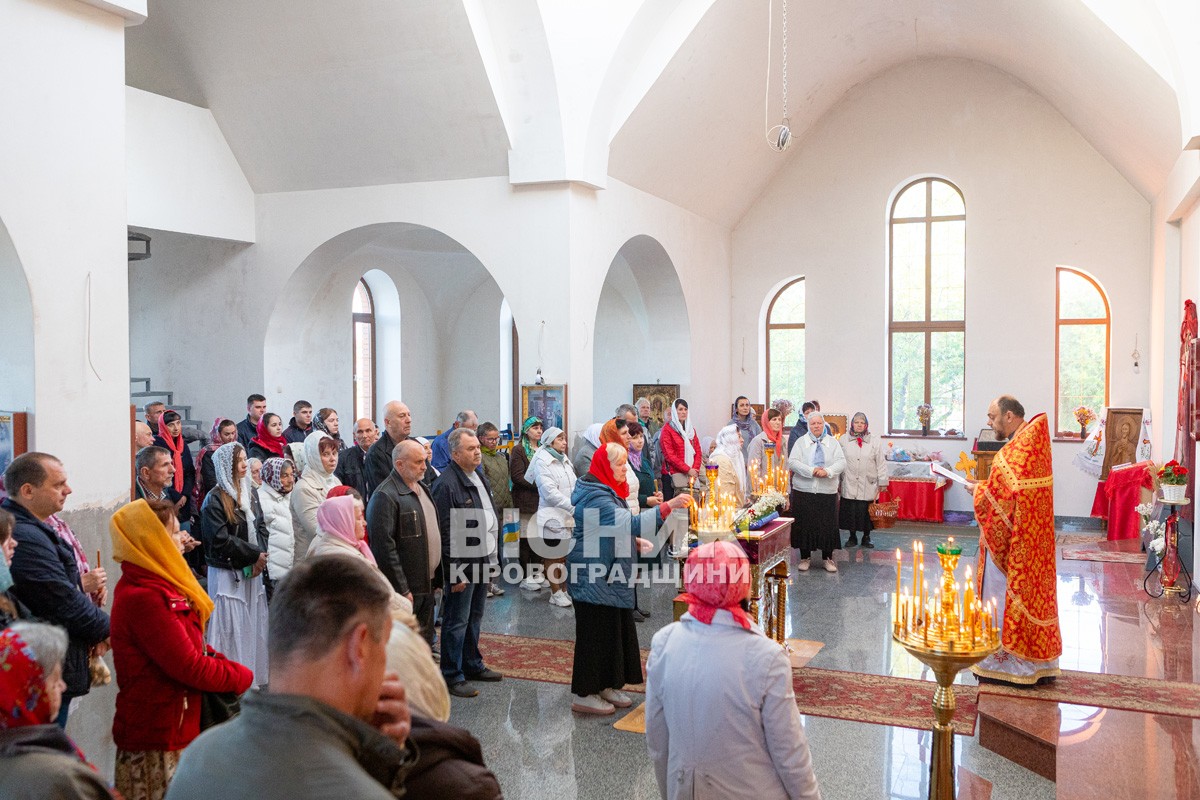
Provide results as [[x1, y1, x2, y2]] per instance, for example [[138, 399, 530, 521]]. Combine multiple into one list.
[[0, 628, 53, 728], [316, 496, 376, 565], [286, 442, 307, 478], [212, 442, 254, 525], [260, 457, 293, 494], [675, 540, 753, 630], [312, 411, 344, 449], [519, 416, 542, 459], [194, 418, 234, 508]]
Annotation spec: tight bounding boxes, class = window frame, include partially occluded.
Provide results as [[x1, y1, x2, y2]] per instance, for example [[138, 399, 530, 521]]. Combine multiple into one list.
[[765, 276, 806, 425], [887, 178, 966, 435], [1054, 266, 1110, 439], [352, 279, 377, 422]]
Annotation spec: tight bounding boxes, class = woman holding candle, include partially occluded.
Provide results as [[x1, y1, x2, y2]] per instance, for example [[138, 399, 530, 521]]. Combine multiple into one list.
[[837, 412, 888, 548]]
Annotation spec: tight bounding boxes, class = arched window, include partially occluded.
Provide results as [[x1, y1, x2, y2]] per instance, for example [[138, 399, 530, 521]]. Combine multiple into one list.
[[352, 280, 376, 421], [1055, 267, 1110, 437], [765, 277, 805, 427], [888, 178, 965, 434]]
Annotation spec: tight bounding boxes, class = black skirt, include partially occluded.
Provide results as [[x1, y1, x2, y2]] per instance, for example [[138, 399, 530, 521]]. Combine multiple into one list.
[[791, 490, 840, 557], [839, 498, 874, 534], [571, 600, 642, 697]]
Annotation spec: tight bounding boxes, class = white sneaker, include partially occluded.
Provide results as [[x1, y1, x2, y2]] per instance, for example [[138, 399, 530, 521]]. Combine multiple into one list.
[[519, 577, 543, 591], [797, 558, 811, 571], [571, 694, 615, 715], [549, 590, 573, 607], [823, 559, 838, 573], [600, 688, 633, 708]]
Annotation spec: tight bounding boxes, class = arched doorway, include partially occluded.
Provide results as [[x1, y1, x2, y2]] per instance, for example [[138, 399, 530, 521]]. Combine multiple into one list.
[[0, 217, 34, 413]]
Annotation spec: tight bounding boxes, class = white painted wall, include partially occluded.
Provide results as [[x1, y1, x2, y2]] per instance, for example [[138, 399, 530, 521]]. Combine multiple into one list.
[[732, 59, 1152, 516], [126, 87, 255, 242], [0, 219, 34, 411]]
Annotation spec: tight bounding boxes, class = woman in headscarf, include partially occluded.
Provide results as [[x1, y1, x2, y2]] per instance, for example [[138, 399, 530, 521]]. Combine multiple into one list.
[[193, 418, 238, 514], [524, 426, 575, 606], [728, 396, 762, 459], [626, 422, 662, 511], [709, 424, 749, 507], [600, 419, 639, 513], [285, 441, 307, 478], [571, 422, 603, 476], [645, 541, 821, 800], [566, 444, 692, 715], [747, 408, 786, 479], [153, 409, 197, 523], [110, 499, 253, 800], [0, 622, 116, 799], [255, 457, 297, 590], [312, 408, 345, 451], [508, 416, 543, 583], [306, 495, 413, 617], [837, 412, 888, 549], [199, 441, 269, 687], [247, 412, 289, 463], [660, 399, 701, 501], [289, 431, 342, 562]]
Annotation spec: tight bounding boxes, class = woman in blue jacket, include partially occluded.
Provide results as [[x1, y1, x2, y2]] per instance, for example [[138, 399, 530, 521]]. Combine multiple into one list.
[[567, 444, 690, 715]]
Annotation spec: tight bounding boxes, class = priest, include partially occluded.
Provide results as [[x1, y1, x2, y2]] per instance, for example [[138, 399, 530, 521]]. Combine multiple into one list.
[[968, 395, 1062, 685]]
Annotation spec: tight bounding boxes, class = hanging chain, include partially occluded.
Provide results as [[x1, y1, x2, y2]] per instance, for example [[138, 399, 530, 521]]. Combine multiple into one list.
[[781, 0, 789, 120]]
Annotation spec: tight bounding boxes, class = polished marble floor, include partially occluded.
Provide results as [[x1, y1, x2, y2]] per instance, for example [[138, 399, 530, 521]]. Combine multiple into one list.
[[446, 523, 1196, 799]]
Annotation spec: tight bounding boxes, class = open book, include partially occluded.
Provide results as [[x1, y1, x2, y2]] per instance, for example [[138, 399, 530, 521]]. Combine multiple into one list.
[[931, 461, 972, 487]]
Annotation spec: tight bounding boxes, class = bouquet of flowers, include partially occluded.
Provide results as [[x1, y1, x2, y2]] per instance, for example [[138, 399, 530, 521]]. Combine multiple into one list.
[[916, 404, 933, 426], [735, 490, 787, 532], [1158, 460, 1189, 485], [771, 398, 795, 420], [1073, 406, 1096, 429], [1136, 502, 1166, 553]]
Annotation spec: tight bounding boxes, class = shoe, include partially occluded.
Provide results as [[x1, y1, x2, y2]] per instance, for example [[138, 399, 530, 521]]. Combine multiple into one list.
[[519, 578, 543, 591], [549, 590, 573, 607], [539, 576, 551, 589], [636, 606, 651, 618], [861, 534, 875, 549], [823, 559, 838, 573], [571, 694, 616, 715], [797, 559, 811, 572], [448, 681, 479, 698], [632, 608, 645, 623], [465, 668, 503, 682], [489, 581, 505, 597], [846, 532, 858, 547], [600, 688, 633, 708]]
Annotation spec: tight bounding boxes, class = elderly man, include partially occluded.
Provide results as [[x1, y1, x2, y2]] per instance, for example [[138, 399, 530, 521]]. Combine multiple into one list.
[[2, 453, 110, 726], [364, 401, 413, 500], [236, 394, 268, 448], [134, 446, 174, 502], [635, 397, 658, 439], [969, 395, 1061, 686], [133, 420, 154, 450], [336, 417, 379, 497], [787, 411, 845, 573], [368, 440, 443, 646], [431, 410, 478, 472], [431, 428, 503, 698], [165, 557, 417, 800]]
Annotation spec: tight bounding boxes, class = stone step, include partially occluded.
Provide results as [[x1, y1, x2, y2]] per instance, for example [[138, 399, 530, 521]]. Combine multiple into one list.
[[977, 693, 1057, 782]]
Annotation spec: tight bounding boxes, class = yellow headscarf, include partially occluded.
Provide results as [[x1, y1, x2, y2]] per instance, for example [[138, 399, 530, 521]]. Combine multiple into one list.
[[110, 500, 214, 631]]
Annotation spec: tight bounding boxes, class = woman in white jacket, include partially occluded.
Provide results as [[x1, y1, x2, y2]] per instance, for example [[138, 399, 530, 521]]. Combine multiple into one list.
[[255, 457, 297, 592], [527, 426, 576, 607], [837, 411, 888, 548], [289, 431, 341, 563]]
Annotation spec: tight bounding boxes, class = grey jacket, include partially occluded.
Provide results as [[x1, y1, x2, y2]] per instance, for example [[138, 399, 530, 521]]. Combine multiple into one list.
[[165, 691, 417, 800]]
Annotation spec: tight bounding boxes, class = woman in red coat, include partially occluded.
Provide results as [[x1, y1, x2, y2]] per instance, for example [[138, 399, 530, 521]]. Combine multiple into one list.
[[109, 499, 253, 800], [659, 398, 702, 500]]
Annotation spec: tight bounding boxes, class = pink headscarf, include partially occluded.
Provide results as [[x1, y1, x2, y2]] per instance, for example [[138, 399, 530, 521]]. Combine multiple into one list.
[[675, 540, 754, 630], [316, 495, 376, 565]]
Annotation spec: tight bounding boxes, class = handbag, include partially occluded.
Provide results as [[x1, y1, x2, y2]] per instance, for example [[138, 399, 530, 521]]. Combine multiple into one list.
[[198, 651, 243, 731]]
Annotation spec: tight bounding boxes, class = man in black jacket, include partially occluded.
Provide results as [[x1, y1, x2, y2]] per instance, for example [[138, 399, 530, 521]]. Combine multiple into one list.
[[367, 439, 441, 645], [2, 453, 110, 726], [430, 429, 502, 698], [364, 401, 412, 500], [236, 394, 268, 448], [283, 400, 314, 444], [336, 417, 378, 497]]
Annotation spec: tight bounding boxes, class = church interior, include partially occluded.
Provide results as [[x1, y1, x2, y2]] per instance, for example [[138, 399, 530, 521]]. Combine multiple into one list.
[[2, 0, 1200, 798]]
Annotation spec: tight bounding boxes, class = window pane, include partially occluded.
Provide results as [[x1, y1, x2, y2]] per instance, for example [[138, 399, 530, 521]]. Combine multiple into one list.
[[893, 182, 926, 218], [1059, 270, 1106, 320], [930, 220, 965, 321], [892, 222, 926, 322], [768, 327, 805, 427], [1058, 324, 1106, 431], [930, 331, 965, 432], [891, 332, 925, 430], [353, 281, 371, 314], [770, 280, 805, 325], [354, 321, 374, 420], [930, 180, 964, 216]]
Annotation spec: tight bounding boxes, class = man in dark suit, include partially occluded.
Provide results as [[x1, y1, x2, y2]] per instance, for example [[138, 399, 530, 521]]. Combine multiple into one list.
[[236, 393, 267, 448], [335, 417, 378, 497]]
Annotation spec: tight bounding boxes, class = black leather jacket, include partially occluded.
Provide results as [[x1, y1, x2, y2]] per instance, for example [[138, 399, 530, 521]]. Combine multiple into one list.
[[199, 489, 266, 571], [366, 471, 441, 597]]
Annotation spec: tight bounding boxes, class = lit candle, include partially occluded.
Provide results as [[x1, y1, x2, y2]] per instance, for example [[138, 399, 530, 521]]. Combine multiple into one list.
[[963, 567, 975, 633], [895, 549, 902, 626]]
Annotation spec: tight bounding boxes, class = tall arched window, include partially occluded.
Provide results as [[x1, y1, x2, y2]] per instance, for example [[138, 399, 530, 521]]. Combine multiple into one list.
[[1055, 267, 1110, 437], [765, 277, 805, 427], [352, 280, 376, 421], [889, 178, 965, 434]]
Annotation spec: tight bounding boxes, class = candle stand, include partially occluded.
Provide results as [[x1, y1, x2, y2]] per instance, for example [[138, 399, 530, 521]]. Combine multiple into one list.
[[1144, 496, 1192, 603]]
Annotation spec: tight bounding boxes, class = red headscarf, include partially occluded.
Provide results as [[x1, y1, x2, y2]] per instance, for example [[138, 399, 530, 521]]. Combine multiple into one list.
[[0, 628, 55, 728], [675, 540, 754, 630], [599, 419, 624, 446], [156, 412, 186, 493], [588, 443, 629, 499], [761, 408, 783, 456], [251, 415, 288, 458]]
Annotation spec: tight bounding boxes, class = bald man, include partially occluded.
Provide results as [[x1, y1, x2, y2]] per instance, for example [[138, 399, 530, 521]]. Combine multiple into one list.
[[335, 417, 379, 498], [363, 402, 413, 500], [134, 421, 154, 450]]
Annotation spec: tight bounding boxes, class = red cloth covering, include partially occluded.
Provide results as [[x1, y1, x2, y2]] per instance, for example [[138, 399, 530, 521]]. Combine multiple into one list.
[[889, 478, 945, 522], [1103, 462, 1154, 541], [1173, 300, 1196, 521], [1090, 481, 1108, 519]]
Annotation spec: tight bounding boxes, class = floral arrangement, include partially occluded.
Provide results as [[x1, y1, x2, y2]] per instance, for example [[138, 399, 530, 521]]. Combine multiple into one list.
[[916, 404, 933, 426], [1137, 502, 1166, 554], [1073, 406, 1096, 428], [1158, 460, 1189, 485], [771, 398, 795, 420], [735, 489, 787, 532]]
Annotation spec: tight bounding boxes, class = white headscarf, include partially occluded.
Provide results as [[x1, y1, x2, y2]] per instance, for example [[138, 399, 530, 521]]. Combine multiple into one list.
[[302, 431, 336, 480], [711, 424, 747, 494], [212, 441, 255, 525], [671, 403, 696, 466], [582, 423, 603, 449], [527, 426, 566, 485]]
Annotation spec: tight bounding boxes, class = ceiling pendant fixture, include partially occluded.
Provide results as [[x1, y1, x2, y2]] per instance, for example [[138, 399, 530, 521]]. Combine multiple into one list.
[[764, 0, 791, 152]]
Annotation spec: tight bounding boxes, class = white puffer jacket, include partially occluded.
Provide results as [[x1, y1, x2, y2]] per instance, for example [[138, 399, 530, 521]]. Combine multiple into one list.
[[290, 432, 341, 562], [532, 449, 576, 538], [257, 483, 296, 582]]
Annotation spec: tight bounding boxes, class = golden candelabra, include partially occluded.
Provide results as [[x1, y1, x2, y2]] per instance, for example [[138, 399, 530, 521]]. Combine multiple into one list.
[[748, 442, 790, 498], [688, 464, 740, 537], [893, 538, 999, 800]]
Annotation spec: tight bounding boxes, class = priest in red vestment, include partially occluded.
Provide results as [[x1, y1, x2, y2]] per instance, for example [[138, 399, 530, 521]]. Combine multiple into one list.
[[969, 395, 1062, 685]]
